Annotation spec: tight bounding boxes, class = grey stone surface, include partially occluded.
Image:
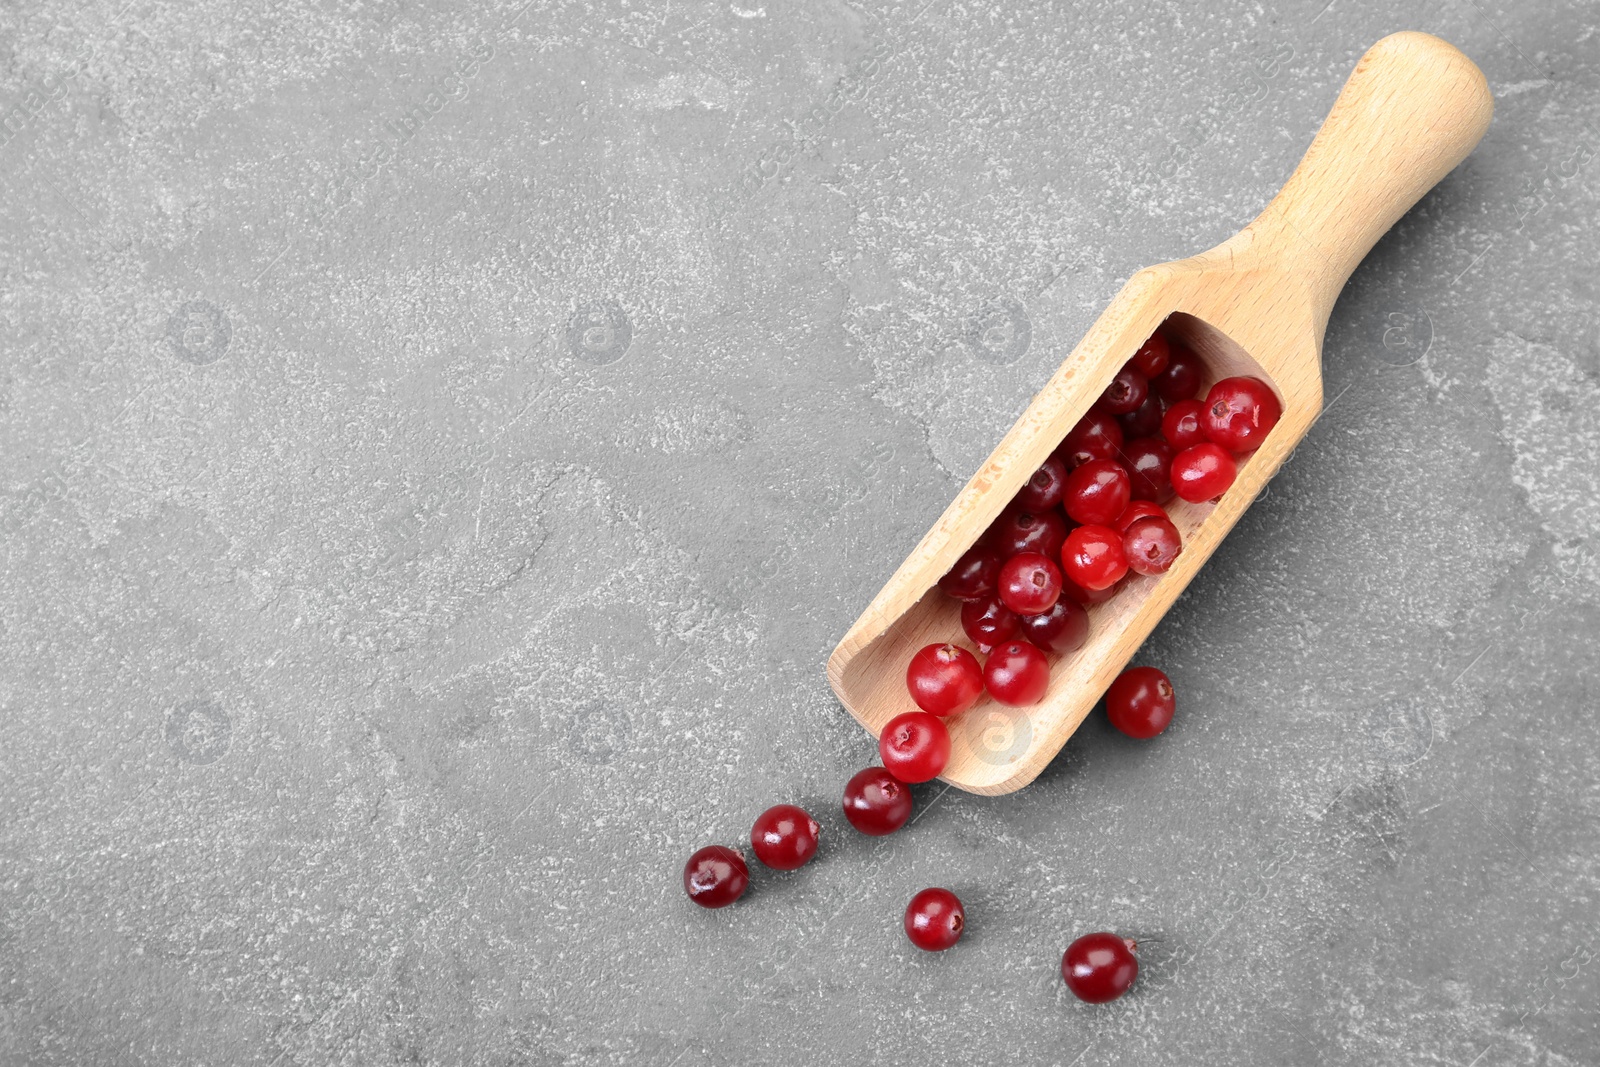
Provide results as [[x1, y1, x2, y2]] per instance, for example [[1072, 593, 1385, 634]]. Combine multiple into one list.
[[1, 1, 1597, 1064]]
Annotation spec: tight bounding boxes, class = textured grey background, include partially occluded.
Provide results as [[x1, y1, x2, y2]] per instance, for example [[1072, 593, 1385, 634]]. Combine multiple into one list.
[[2, 0, 1597, 1064]]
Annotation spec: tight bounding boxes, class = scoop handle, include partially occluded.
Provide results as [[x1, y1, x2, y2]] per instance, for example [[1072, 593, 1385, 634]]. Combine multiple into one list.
[[1244, 32, 1493, 331]]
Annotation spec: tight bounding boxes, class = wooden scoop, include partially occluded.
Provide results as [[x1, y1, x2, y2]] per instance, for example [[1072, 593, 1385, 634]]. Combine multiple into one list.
[[826, 32, 1493, 795]]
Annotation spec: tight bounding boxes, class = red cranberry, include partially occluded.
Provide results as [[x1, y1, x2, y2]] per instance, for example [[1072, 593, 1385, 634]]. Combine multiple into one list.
[[750, 804, 820, 870], [879, 711, 951, 783], [1151, 343, 1202, 402], [984, 641, 1050, 706], [1161, 398, 1208, 451], [1106, 666, 1175, 738], [1062, 525, 1128, 591], [1018, 598, 1089, 655], [1113, 499, 1167, 533], [1170, 443, 1237, 503], [961, 594, 1021, 649], [1129, 334, 1170, 378], [989, 506, 1069, 561], [904, 888, 965, 951], [998, 552, 1063, 615], [1099, 365, 1149, 416], [906, 643, 984, 717], [1120, 437, 1175, 503], [1123, 515, 1182, 576], [683, 845, 749, 908], [1057, 409, 1124, 469], [1015, 456, 1068, 511], [1203, 376, 1281, 451], [1063, 459, 1131, 527], [1062, 932, 1139, 1002], [1061, 573, 1121, 605], [939, 545, 1003, 601], [1117, 393, 1165, 439], [842, 767, 913, 836]]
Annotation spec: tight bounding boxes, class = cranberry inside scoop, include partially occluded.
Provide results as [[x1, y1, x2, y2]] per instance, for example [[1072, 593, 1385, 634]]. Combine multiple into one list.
[[843, 766, 914, 835], [984, 641, 1051, 706], [1062, 932, 1139, 1003], [1057, 409, 1124, 468], [1015, 455, 1068, 511], [1129, 334, 1170, 378], [906, 643, 984, 716], [1123, 515, 1182, 576], [1117, 393, 1165, 440], [1063, 459, 1131, 527], [961, 594, 1021, 650], [1099, 365, 1149, 415], [1114, 499, 1167, 533], [683, 846, 749, 908], [879, 711, 951, 783], [938, 545, 1003, 601], [1120, 437, 1175, 503], [1161, 398, 1208, 451], [998, 552, 1063, 616], [750, 805, 820, 871], [1151, 343, 1203, 402], [905, 888, 965, 951], [1062, 524, 1129, 591], [1170, 443, 1238, 503], [989, 507, 1069, 560], [1019, 598, 1089, 654], [1203, 376, 1281, 451]]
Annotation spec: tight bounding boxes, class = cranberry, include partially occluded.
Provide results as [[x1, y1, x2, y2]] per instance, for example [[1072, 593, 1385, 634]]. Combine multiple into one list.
[[989, 506, 1069, 561], [1117, 394, 1165, 439], [1062, 525, 1128, 591], [1062, 932, 1139, 1003], [984, 641, 1050, 706], [904, 888, 965, 951], [1018, 598, 1089, 655], [1063, 459, 1131, 527], [1151, 343, 1203, 402], [998, 552, 1063, 615], [683, 845, 749, 908], [1099, 364, 1149, 416], [906, 643, 984, 717], [1120, 437, 1175, 503], [842, 766, 913, 836], [1170, 443, 1237, 503], [1161, 398, 1208, 451], [750, 804, 820, 870], [1015, 456, 1068, 511], [1203, 376, 1281, 451], [1061, 573, 1121, 605], [939, 545, 1003, 601], [1129, 333, 1170, 378], [1057, 409, 1124, 469], [879, 711, 951, 783], [1123, 515, 1182, 576], [1113, 499, 1167, 533], [961, 594, 1021, 649], [1106, 666, 1175, 738]]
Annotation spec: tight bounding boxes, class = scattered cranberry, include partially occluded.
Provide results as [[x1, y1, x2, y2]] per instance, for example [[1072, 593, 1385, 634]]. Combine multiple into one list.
[[1057, 409, 1124, 468], [961, 594, 1021, 649], [1123, 515, 1182, 576], [1117, 393, 1165, 439], [842, 767, 914, 836], [1114, 499, 1167, 533], [1063, 459, 1131, 527], [989, 506, 1069, 561], [879, 711, 952, 783], [998, 552, 1062, 616], [1120, 437, 1175, 503], [1129, 334, 1170, 378], [1062, 932, 1139, 1003], [939, 545, 1003, 601], [1170, 443, 1238, 503], [984, 641, 1051, 706], [1203, 376, 1281, 452], [683, 845, 750, 908], [1099, 365, 1149, 416], [1062, 525, 1129, 591], [749, 805, 820, 871], [906, 643, 984, 717], [1061, 573, 1121, 605], [1015, 456, 1068, 512], [904, 888, 965, 951], [1106, 666, 1176, 738], [1018, 598, 1090, 655], [1161, 398, 1208, 451], [1151, 343, 1202, 402]]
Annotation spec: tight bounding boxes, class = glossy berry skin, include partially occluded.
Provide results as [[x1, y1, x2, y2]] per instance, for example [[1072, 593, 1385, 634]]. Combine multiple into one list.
[[842, 767, 913, 836], [905, 888, 965, 951], [1058, 409, 1125, 468], [750, 805, 820, 871], [1161, 398, 1208, 451], [1062, 525, 1129, 591], [961, 594, 1021, 649], [1129, 334, 1170, 378], [1099, 365, 1149, 416], [1106, 666, 1176, 738], [984, 641, 1051, 706], [1151, 344, 1203, 402], [1203, 376, 1281, 452], [1019, 598, 1089, 655], [1061, 573, 1121, 605], [683, 846, 750, 908], [1114, 499, 1167, 533], [1170, 443, 1238, 503], [998, 552, 1063, 616], [879, 711, 951, 783], [1062, 933, 1139, 1003], [989, 507, 1069, 561], [1015, 456, 1069, 511], [906, 643, 984, 717], [1121, 437, 1175, 504], [1123, 515, 1183, 576], [1117, 394, 1165, 440], [1063, 459, 1131, 527], [939, 546, 1003, 601]]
